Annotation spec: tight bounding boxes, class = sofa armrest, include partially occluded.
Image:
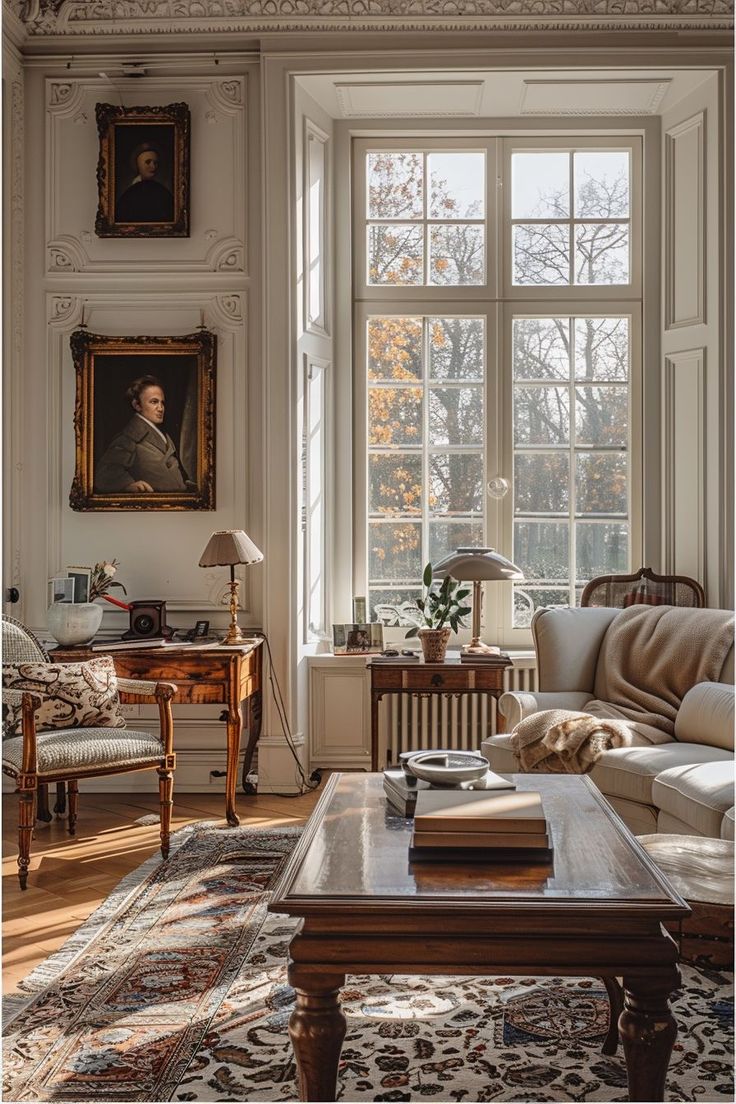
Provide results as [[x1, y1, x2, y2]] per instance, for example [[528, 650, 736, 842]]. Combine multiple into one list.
[[499, 690, 593, 730]]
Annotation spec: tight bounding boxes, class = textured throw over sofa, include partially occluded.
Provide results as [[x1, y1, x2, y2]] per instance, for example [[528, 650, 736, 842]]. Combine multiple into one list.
[[481, 606, 735, 838]]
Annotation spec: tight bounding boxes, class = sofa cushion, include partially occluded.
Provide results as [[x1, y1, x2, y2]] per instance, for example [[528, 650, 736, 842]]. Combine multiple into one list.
[[533, 607, 619, 693], [652, 761, 736, 839], [589, 743, 730, 807], [674, 682, 734, 751], [721, 808, 735, 841], [481, 734, 518, 774]]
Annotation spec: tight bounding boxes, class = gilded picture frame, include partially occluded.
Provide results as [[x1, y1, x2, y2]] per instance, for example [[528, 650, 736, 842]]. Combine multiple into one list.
[[70, 329, 216, 512], [95, 102, 190, 238]]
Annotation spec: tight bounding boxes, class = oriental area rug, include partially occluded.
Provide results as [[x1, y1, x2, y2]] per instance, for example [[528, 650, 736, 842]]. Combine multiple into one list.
[[3, 823, 733, 1103]]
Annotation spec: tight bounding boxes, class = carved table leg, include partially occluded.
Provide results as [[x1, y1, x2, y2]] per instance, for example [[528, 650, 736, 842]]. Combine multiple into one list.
[[53, 781, 66, 818], [36, 783, 52, 823], [225, 704, 242, 827], [288, 966, 347, 1102], [241, 688, 263, 794], [619, 969, 680, 1102], [601, 975, 623, 1055], [67, 779, 78, 836], [17, 786, 36, 890]]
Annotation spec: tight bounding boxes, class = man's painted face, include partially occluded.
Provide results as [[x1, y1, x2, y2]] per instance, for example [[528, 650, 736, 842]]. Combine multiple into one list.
[[134, 385, 165, 424], [136, 151, 159, 180]]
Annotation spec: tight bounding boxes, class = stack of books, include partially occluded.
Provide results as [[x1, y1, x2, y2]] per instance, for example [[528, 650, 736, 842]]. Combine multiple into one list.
[[409, 789, 552, 861], [383, 766, 515, 817], [459, 649, 509, 664]]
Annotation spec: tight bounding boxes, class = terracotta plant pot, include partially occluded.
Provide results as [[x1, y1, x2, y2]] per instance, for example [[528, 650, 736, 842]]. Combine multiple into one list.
[[418, 626, 451, 663]]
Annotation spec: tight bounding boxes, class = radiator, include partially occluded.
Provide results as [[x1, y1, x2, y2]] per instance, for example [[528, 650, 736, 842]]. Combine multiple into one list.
[[382, 661, 538, 766]]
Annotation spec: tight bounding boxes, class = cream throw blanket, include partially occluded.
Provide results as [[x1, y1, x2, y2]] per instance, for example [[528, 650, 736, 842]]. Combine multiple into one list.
[[510, 605, 734, 773]]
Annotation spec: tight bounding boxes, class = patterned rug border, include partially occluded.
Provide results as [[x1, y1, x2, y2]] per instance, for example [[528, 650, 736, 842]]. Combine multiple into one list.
[[2, 821, 302, 1028]]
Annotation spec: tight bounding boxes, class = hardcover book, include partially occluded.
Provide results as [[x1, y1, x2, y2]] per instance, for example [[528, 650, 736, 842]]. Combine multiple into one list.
[[413, 789, 546, 834]]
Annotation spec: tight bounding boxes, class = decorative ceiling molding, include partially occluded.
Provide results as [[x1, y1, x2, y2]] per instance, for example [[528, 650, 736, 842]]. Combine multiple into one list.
[[520, 78, 672, 116], [335, 80, 484, 118], [10, 0, 734, 38]]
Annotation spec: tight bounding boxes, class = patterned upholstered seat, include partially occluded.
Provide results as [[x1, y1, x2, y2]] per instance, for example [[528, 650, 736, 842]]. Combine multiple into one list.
[[2, 615, 177, 890]]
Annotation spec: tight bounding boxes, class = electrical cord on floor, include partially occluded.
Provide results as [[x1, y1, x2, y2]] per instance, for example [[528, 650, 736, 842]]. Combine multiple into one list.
[[253, 631, 322, 798]]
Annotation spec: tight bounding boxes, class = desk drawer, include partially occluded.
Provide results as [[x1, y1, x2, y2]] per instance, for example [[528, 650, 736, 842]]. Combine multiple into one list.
[[116, 656, 231, 684]]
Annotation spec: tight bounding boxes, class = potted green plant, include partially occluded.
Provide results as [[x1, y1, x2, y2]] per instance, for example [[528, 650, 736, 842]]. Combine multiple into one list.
[[405, 562, 472, 662]]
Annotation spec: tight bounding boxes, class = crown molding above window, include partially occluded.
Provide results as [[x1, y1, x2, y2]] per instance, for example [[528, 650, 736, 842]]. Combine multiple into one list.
[[10, 0, 734, 39]]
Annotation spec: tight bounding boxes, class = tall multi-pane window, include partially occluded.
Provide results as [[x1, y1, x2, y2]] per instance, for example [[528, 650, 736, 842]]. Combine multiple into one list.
[[354, 138, 640, 636]]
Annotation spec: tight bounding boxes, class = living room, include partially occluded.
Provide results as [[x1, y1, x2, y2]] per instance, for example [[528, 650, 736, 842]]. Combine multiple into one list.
[[2, 2, 733, 1101]]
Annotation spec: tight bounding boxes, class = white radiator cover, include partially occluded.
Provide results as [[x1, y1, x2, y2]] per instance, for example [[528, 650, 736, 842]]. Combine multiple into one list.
[[381, 660, 538, 766]]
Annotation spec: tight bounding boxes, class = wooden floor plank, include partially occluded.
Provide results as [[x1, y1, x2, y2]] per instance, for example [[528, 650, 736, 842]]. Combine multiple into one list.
[[2, 786, 323, 994]]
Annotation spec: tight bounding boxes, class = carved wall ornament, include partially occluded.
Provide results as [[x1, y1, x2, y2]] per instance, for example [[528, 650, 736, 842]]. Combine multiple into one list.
[[15, 0, 734, 35]]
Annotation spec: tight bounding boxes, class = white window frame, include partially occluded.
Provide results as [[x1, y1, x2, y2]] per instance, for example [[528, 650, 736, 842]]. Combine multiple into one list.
[[352, 133, 643, 646]]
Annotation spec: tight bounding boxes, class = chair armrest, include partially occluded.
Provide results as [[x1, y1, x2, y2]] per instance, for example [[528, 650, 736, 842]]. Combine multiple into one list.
[[3, 688, 43, 774], [117, 677, 175, 700], [116, 679, 176, 759], [499, 690, 593, 730]]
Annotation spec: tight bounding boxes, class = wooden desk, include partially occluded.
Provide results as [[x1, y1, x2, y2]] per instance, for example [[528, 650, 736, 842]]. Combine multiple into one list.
[[48, 640, 263, 827], [367, 654, 512, 770], [270, 772, 689, 1103]]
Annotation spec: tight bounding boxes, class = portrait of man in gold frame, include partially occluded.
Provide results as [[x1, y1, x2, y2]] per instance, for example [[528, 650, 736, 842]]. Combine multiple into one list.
[[70, 329, 216, 512], [95, 102, 190, 237]]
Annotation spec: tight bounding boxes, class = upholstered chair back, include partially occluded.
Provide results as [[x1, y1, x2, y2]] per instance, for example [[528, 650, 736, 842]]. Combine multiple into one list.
[[2, 615, 49, 664]]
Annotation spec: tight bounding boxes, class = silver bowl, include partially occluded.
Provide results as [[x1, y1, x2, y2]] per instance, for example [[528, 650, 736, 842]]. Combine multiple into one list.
[[405, 750, 489, 787]]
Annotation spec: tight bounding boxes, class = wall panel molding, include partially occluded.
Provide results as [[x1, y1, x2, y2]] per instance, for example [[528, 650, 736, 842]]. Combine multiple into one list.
[[45, 75, 246, 276], [661, 348, 706, 585], [664, 111, 706, 331]]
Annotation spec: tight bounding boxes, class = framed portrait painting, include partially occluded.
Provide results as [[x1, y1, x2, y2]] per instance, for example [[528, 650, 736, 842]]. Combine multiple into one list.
[[95, 102, 190, 237], [69, 329, 216, 512]]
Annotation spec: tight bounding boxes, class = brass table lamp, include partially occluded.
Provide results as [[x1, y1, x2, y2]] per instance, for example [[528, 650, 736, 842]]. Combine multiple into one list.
[[432, 547, 523, 655], [199, 529, 263, 644]]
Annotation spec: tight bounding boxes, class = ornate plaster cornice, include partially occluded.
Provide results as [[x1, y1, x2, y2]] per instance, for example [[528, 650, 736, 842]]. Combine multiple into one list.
[[9, 0, 735, 38]]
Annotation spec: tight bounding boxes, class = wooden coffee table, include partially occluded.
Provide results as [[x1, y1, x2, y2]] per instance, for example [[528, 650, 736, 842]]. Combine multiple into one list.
[[269, 773, 690, 1103]]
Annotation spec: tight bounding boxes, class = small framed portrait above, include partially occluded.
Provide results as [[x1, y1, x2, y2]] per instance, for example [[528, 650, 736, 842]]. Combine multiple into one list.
[[95, 102, 190, 238], [69, 329, 216, 512]]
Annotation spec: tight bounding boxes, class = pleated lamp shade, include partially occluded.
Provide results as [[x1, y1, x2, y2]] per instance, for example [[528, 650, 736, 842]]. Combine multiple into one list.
[[198, 530, 264, 568]]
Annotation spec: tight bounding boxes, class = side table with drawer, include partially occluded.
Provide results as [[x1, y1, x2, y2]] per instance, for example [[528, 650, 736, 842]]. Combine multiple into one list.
[[367, 655, 512, 770]]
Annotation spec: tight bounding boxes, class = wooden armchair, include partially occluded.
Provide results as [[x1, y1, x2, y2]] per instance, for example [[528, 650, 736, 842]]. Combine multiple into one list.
[[2, 615, 176, 890], [580, 567, 705, 609]]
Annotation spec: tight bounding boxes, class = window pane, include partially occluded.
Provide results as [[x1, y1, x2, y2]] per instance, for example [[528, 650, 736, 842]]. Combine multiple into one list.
[[369, 387, 423, 447], [575, 453, 627, 515], [513, 224, 570, 285], [428, 152, 485, 219], [513, 318, 570, 381], [368, 317, 423, 381], [429, 519, 485, 564], [430, 454, 484, 514], [429, 318, 484, 380], [514, 521, 569, 581], [574, 223, 629, 285], [574, 151, 629, 218], [512, 152, 569, 218], [370, 588, 423, 625], [575, 522, 629, 581], [429, 224, 484, 285], [368, 225, 423, 285], [514, 386, 570, 446], [575, 385, 628, 447], [515, 453, 569, 514], [369, 453, 423, 515], [367, 152, 423, 219], [369, 522, 422, 581], [429, 387, 484, 446], [574, 318, 629, 381], [514, 585, 569, 628]]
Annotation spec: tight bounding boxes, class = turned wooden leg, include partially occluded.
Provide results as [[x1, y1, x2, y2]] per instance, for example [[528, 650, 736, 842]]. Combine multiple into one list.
[[17, 785, 36, 890], [53, 781, 67, 818], [157, 768, 174, 859], [225, 707, 242, 827], [288, 966, 347, 1102], [36, 783, 52, 823], [601, 975, 623, 1055], [619, 969, 680, 1102], [67, 779, 79, 836]]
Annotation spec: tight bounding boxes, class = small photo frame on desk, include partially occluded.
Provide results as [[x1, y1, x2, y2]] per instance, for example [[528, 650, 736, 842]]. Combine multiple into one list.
[[333, 623, 384, 655], [67, 566, 92, 603], [48, 577, 75, 604]]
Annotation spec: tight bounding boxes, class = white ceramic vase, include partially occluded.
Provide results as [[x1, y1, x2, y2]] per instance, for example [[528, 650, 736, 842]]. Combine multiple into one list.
[[46, 602, 103, 647]]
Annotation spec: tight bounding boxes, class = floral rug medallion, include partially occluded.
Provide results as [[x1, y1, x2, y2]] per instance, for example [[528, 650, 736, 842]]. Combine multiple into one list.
[[3, 823, 733, 1102]]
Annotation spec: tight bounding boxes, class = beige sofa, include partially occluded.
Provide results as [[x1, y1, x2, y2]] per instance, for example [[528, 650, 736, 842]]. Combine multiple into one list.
[[481, 606, 734, 838]]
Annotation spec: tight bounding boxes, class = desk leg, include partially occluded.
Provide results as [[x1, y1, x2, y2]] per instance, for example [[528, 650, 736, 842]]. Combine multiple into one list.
[[288, 965, 347, 1102], [371, 691, 380, 771], [619, 969, 680, 1102], [241, 689, 263, 795], [225, 705, 242, 828]]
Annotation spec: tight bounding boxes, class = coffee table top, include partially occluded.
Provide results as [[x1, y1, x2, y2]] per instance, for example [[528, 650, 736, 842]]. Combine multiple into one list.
[[270, 773, 689, 922]]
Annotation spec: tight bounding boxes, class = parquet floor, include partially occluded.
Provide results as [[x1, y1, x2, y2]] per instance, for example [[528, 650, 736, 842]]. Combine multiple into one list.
[[2, 785, 323, 995]]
